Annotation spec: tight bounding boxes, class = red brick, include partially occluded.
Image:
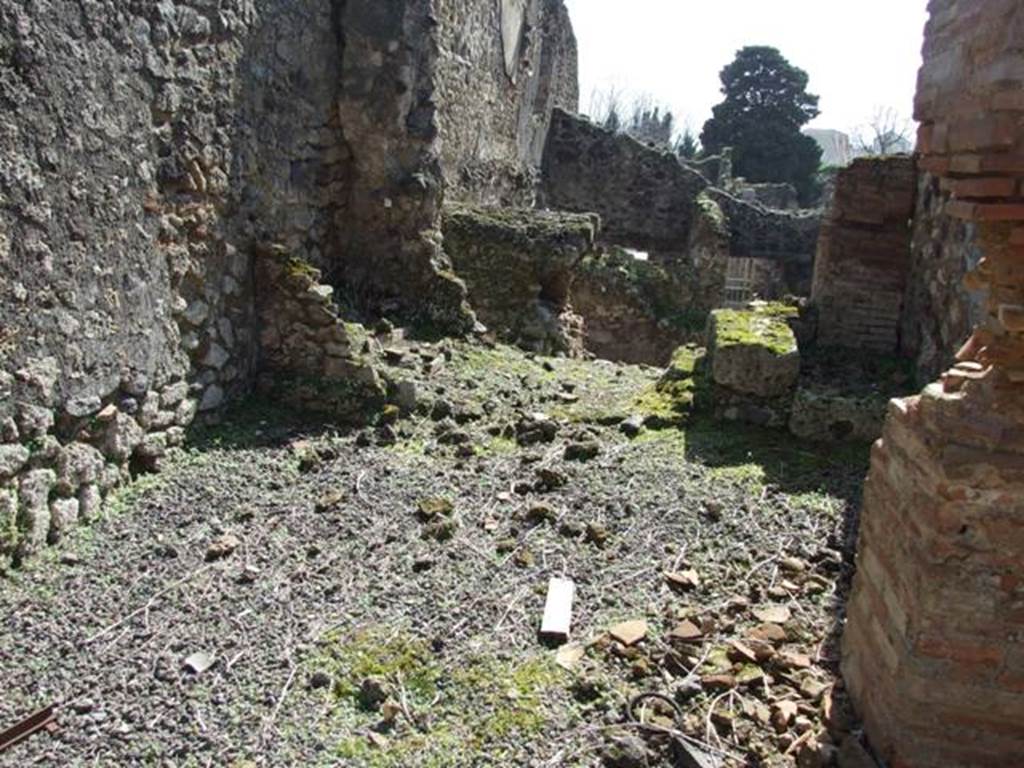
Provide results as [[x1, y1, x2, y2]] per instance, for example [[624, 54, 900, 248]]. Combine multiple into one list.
[[914, 634, 1004, 668], [950, 176, 1018, 199], [950, 202, 1024, 221]]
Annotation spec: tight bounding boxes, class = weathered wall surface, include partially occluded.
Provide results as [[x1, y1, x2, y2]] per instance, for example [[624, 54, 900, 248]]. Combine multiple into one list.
[[541, 109, 820, 293], [0, 0, 577, 567], [0, 0, 365, 564], [541, 109, 708, 252], [443, 205, 595, 355], [707, 189, 820, 295], [810, 156, 918, 352], [901, 173, 985, 381], [334, 0, 577, 328], [435, 0, 578, 207], [842, 2, 1024, 766]]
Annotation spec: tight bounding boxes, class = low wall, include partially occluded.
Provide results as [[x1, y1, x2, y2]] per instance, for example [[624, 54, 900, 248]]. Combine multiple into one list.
[[540, 110, 820, 294]]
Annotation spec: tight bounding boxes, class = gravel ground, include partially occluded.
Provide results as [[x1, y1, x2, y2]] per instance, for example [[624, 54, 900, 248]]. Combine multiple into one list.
[[0, 341, 870, 767]]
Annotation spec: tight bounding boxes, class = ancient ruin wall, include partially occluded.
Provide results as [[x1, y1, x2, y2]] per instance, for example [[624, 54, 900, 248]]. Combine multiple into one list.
[[435, 0, 578, 207], [810, 156, 918, 352], [901, 173, 985, 381], [541, 109, 820, 292], [541, 108, 708, 252], [332, 0, 578, 328], [0, 0, 353, 562], [842, 3, 1024, 766], [0, 0, 577, 567]]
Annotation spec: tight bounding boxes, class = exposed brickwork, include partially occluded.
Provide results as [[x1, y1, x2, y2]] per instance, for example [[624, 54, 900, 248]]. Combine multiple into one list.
[[811, 157, 918, 352], [843, 2, 1024, 765]]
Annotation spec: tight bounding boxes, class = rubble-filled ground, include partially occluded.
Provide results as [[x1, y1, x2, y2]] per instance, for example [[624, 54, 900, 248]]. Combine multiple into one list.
[[0, 339, 870, 768]]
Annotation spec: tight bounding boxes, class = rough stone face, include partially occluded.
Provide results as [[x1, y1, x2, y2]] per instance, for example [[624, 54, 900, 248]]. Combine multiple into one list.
[[99, 412, 145, 465], [49, 497, 80, 539], [17, 469, 56, 552], [0, 0, 578, 567], [810, 156, 918, 352], [0, 445, 30, 481], [541, 109, 820, 294], [708, 305, 800, 398], [255, 246, 386, 423], [443, 205, 597, 355], [706, 304, 801, 428], [571, 250, 704, 366], [334, 0, 577, 331], [542, 109, 708, 252], [437, 0, 579, 205], [0, 488, 17, 567], [787, 388, 888, 443], [901, 173, 985, 382]]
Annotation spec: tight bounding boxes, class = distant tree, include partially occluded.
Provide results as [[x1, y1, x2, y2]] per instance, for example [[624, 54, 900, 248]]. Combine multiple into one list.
[[587, 86, 624, 132], [622, 94, 674, 147], [854, 107, 913, 156], [700, 46, 823, 203], [587, 88, 676, 149], [674, 128, 700, 160]]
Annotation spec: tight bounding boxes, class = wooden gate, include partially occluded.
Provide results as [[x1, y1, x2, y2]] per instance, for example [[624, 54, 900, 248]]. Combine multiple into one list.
[[723, 258, 756, 308]]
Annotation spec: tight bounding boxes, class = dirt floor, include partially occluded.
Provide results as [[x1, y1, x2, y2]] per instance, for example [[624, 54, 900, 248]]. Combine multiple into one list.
[[0, 340, 870, 767]]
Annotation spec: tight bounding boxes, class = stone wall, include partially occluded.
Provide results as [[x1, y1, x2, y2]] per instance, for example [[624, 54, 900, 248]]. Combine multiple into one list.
[[541, 109, 820, 293], [254, 246, 385, 420], [334, 0, 577, 328], [572, 194, 729, 366], [436, 0, 578, 206], [901, 173, 985, 381], [0, 0, 577, 568], [442, 205, 595, 355], [707, 189, 821, 295], [842, 2, 1024, 766], [0, 0, 317, 565], [810, 156, 918, 352], [541, 109, 708, 252]]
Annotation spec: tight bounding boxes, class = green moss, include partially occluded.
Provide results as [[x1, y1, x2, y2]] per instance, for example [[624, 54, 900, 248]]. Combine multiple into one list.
[[0, 489, 19, 561], [628, 345, 711, 427], [712, 303, 798, 356], [312, 628, 564, 768], [326, 630, 441, 705], [481, 436, 518, 455], [285, 256, 320, 283]]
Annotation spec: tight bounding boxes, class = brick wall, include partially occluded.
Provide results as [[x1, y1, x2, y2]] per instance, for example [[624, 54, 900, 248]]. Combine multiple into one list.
[[842, 2, 1024, 766], [811, 156, 918, 352]]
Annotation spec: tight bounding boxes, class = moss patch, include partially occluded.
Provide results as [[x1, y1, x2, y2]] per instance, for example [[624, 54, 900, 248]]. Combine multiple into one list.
[[711, 303, 798, 356], [311, 628, 564, 767], [629, 345, 709, 427]]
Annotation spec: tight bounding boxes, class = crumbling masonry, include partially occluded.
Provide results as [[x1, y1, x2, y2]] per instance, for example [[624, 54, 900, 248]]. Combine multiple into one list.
[[841, 3, 1024, 766]]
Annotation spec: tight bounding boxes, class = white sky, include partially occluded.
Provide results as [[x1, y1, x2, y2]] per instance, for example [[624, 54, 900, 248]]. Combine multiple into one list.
[[563, 0, 930, 139]]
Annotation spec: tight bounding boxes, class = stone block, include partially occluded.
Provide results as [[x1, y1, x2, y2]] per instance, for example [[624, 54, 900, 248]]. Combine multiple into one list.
[[99, 412, 145, 463], [0, 444, 30, 481], [18, 469, 56, 549], [50, 497, 81, 539], [708, 304, 800, 398]]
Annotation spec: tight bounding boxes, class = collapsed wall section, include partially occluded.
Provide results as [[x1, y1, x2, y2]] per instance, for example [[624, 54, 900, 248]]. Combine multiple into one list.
[[540, 109, 820, 294]]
